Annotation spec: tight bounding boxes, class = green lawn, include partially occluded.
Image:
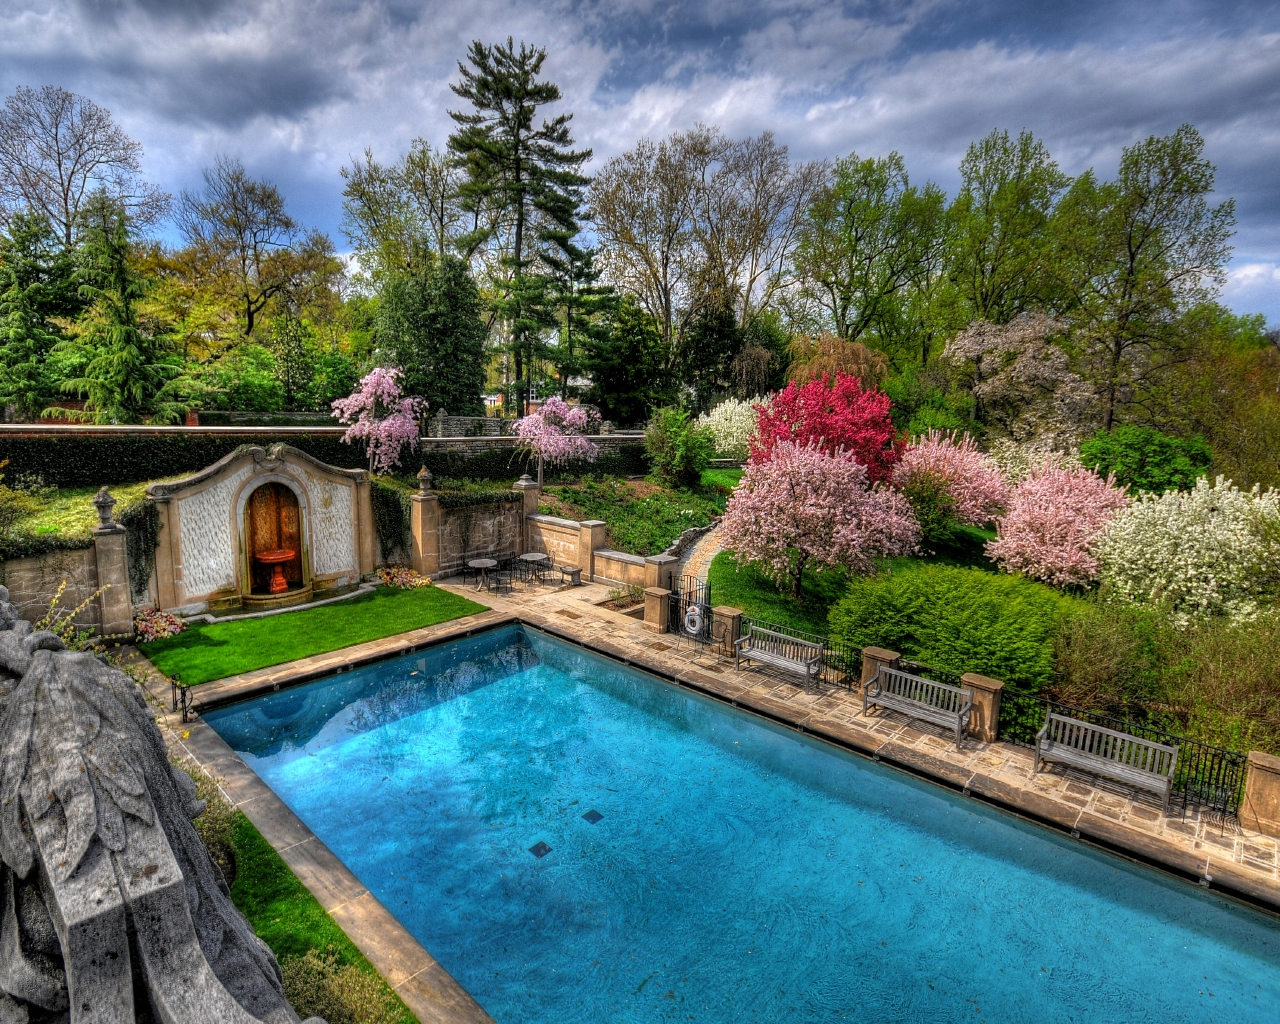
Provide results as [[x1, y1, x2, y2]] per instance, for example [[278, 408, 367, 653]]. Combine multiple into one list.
[[142, 586, 487, 684], [229, 813, 417, 1024], [707, 550, 851, 635], [700, 467, 743, 491]]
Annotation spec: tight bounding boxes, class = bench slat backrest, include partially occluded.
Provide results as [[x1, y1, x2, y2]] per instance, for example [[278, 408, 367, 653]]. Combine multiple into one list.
[[876, 666, 971, 714], [1043, 712, 1178, 779], [746, 625, 823, 663]]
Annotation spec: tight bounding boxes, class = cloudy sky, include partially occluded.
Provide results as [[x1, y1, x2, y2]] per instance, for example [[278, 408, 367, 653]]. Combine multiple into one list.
[[3, 0, 1278, 323]]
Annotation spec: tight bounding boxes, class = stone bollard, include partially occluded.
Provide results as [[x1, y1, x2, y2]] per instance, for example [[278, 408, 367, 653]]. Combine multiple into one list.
[[712, 605, 743, 657], [644, 587, 671, 634], [1240, 751, 1280, 838], [409, 467, 440, 576], [91, 487, 134, 640], [961, 672, 1005, 744], [860, 646, 900, 697], [644, 553, 678, 592]]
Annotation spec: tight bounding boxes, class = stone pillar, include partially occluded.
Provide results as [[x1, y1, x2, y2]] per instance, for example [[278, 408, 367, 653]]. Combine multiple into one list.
[[91, 487, 134, 640], [354, 472, 376, 575], [860, 646, 900, 695], [409, 467, 441, 576], [513, 474, 540, 554], [712, 605, 743, 656], [579, 519, 608, 581], [644, 587, 671, 634], [961, 672, 1005, 744], [151, 494, 179, 611], [644, 553, 678, 591], [1241, 751, 1280, 838]]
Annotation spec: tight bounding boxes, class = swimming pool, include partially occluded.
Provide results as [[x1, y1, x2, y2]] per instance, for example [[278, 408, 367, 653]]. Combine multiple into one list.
[[206, 624, 1280, 1023]]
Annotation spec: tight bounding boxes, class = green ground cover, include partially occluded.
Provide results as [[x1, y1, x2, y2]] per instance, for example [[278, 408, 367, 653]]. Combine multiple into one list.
[[143, 586, 486, 684], [700, 467, 743, 491], [540, 477, 727, 556], [7, 480, 151, 539], [707, 551, 849, 635]]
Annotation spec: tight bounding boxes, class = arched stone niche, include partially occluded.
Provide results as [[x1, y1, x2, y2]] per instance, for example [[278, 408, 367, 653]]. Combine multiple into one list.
[[148, 444, 375, 614]]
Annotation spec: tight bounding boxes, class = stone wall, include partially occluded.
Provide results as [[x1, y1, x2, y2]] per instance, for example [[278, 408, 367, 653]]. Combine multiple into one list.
[[592, 549, 646, 589], [0, 546, 101, 630], [437, 502, 522, 575], [427, 414, 511, 437], [525, 515, 582, 568]]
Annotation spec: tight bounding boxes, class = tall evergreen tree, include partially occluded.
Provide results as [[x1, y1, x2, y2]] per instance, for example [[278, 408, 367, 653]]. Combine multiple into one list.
[[544, 243, 614, 399], [376, 255, 488, 416], [582, 296, 671, 427], [55, 200, 186, 423], [0, 212, 79, 419], [447, 38, 591, 414]]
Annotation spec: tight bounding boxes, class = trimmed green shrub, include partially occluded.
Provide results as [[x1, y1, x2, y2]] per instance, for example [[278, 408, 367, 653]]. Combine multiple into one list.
[[827, 563, 1068, 689], [1079, 425, 1212, 493], [645, 408, 714, 488]]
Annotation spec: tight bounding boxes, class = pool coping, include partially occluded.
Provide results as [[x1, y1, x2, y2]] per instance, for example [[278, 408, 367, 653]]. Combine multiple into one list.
[[134, 601, 1280, 1023]]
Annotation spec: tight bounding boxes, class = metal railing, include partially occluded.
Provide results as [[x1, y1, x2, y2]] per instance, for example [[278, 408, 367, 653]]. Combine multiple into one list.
[[998, 688, 1248, 816], [738, 616, 861, 688]]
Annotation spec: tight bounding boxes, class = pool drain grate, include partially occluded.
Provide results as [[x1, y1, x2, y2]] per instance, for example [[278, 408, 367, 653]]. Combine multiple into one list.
[[582, 809, 604, 824], [529, 841, 552, 858]]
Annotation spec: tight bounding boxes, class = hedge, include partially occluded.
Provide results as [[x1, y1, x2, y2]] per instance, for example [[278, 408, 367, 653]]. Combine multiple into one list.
[[0, 434, 649, 488]]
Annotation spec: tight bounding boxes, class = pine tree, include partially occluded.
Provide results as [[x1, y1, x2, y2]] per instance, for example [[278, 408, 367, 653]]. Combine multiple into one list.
[[447, 38, 591, 415], [55, 200, 186, 423], [544, 243, 614, 399]]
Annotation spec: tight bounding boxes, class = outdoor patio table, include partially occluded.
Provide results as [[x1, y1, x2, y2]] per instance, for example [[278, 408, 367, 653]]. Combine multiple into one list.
[[467, 558, 497, 592], [519, 552, 550, 582]]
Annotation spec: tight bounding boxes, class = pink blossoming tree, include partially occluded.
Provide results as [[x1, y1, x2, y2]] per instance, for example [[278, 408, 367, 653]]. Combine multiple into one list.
[[331, 367, 424, 474], [721, 440, 920, 597], [893, 430, 1010, 543], [986, 463, 1128, 587], [514, 397, 600, 486]]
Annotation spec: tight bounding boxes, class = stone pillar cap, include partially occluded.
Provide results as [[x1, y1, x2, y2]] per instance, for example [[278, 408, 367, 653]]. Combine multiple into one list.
[[644, 586, 672, 597], [711, 605, 743, 616], [960, 671, 1005, 692], [862, 646, 900, 661], [1248, 750, 1280, 772], [645, 553, 678, 564]]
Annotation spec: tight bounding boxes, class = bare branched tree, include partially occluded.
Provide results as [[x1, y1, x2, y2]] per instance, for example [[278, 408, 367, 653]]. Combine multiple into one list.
[[0, 85, 169, 246]]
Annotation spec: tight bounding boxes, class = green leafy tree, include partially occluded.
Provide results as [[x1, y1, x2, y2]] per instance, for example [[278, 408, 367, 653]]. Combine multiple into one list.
[[267, 314, 315, 408], [310, 350, 359, 409], [196, 344, 284, 411], [376, 255, 488, 415], [946, 129, 1069, 324], [0, 212, 80, 418], [448, 37, 591, 414], [1053, 125, 1236, 429], [544, 242, 614, 399], [674, 302, 743, 413], [54, 201, 186, 423], [581, 297, 671, 427], [1079, 425, 1212, 493], [645, 406, 714, 488]]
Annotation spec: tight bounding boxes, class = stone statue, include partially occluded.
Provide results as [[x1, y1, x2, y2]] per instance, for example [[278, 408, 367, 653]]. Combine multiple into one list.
[[0, 586, 322, 1023]]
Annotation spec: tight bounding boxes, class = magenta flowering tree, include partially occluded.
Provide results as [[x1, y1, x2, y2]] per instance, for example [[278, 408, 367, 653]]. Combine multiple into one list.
[[720, 440, 920, 597], [893, 430, 1010, 542], [986, 463, 1128, 587], [331, 367, 424, 474], [514, 397, 600, 486]]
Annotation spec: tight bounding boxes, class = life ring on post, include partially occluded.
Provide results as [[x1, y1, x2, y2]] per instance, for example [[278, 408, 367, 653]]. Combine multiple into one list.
[[684, 603, 704, 636]]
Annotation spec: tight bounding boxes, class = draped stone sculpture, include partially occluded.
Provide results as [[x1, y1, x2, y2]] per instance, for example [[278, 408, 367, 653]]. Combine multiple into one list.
[[0, 586, 321, 1024]]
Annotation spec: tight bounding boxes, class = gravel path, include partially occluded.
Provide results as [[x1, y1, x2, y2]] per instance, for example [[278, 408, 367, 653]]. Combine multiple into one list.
[[676, 527, 723, 584]]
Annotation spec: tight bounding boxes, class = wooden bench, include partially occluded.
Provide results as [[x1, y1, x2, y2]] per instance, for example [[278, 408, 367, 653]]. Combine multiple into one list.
[[864, 665, 973, 748], [558, 565, 583, 586], [734, 625, 824, 683], [1035, 712, 1178, 811]]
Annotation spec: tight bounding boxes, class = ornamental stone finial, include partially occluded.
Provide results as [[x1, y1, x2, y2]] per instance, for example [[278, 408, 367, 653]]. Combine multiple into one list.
[[417, 465, 434, 494], [92, 486, 117, 527]]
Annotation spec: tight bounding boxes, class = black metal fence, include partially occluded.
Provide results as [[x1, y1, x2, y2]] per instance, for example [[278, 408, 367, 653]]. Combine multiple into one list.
[[997, 688, 1248, 816], [670, 576, 714, 644], [738, 616, 862, 688]]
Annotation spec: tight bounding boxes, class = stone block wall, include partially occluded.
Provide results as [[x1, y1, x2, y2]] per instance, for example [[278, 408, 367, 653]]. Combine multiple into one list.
[[0, 547, 101, 630], [437, 502, 522, 575], [592, 550, 646, 589], [525, 515, 582, 568], [427, 414, 511, 438]]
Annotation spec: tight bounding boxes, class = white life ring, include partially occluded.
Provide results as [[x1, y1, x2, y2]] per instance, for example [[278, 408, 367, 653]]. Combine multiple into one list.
[[684, 603, 703, 635]]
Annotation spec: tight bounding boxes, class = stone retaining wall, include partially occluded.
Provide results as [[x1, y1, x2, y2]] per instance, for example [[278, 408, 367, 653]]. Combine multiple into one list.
[[0, 546, 101, 630], [437, 503, 522, 575]]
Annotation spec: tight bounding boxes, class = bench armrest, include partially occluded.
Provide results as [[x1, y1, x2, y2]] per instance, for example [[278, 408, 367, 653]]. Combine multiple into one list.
[[734, 635, 750, 650]]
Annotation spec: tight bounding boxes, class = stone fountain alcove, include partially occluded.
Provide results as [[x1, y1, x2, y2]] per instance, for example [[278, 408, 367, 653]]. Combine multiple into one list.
[[148, 444, 375, 614]]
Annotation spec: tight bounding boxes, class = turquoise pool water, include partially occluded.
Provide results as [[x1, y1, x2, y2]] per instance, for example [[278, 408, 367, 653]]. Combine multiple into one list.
[[206, 625, 1280, 1023]]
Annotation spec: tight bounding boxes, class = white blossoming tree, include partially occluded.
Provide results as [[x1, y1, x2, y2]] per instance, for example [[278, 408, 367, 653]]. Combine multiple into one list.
[[698, 397, 763, 461], [1096, 476, 1280, 623]]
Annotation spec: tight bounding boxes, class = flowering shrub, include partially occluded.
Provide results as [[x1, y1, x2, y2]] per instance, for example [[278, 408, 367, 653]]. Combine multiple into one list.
[[720, 440, 919, 596], [514, 397, 599, 484], [893, 430, 1009, 542], [749, 372, 898, 483], [332, 367, 424, 474], [135, 608, 186, 642], [1096, 476, 1280, 623], [377, 564, 432, 589], [698, 397, 762, 461], [986, 437, 1079, 482], [986, 465, 1128, 587]]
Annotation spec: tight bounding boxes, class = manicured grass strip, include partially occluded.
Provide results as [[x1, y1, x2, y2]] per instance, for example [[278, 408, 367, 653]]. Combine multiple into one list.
[[229, 813, 418, 1024], [707, 550, 849, 636], [700, 467, 743, 490], [141, 586, 487, 684]]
